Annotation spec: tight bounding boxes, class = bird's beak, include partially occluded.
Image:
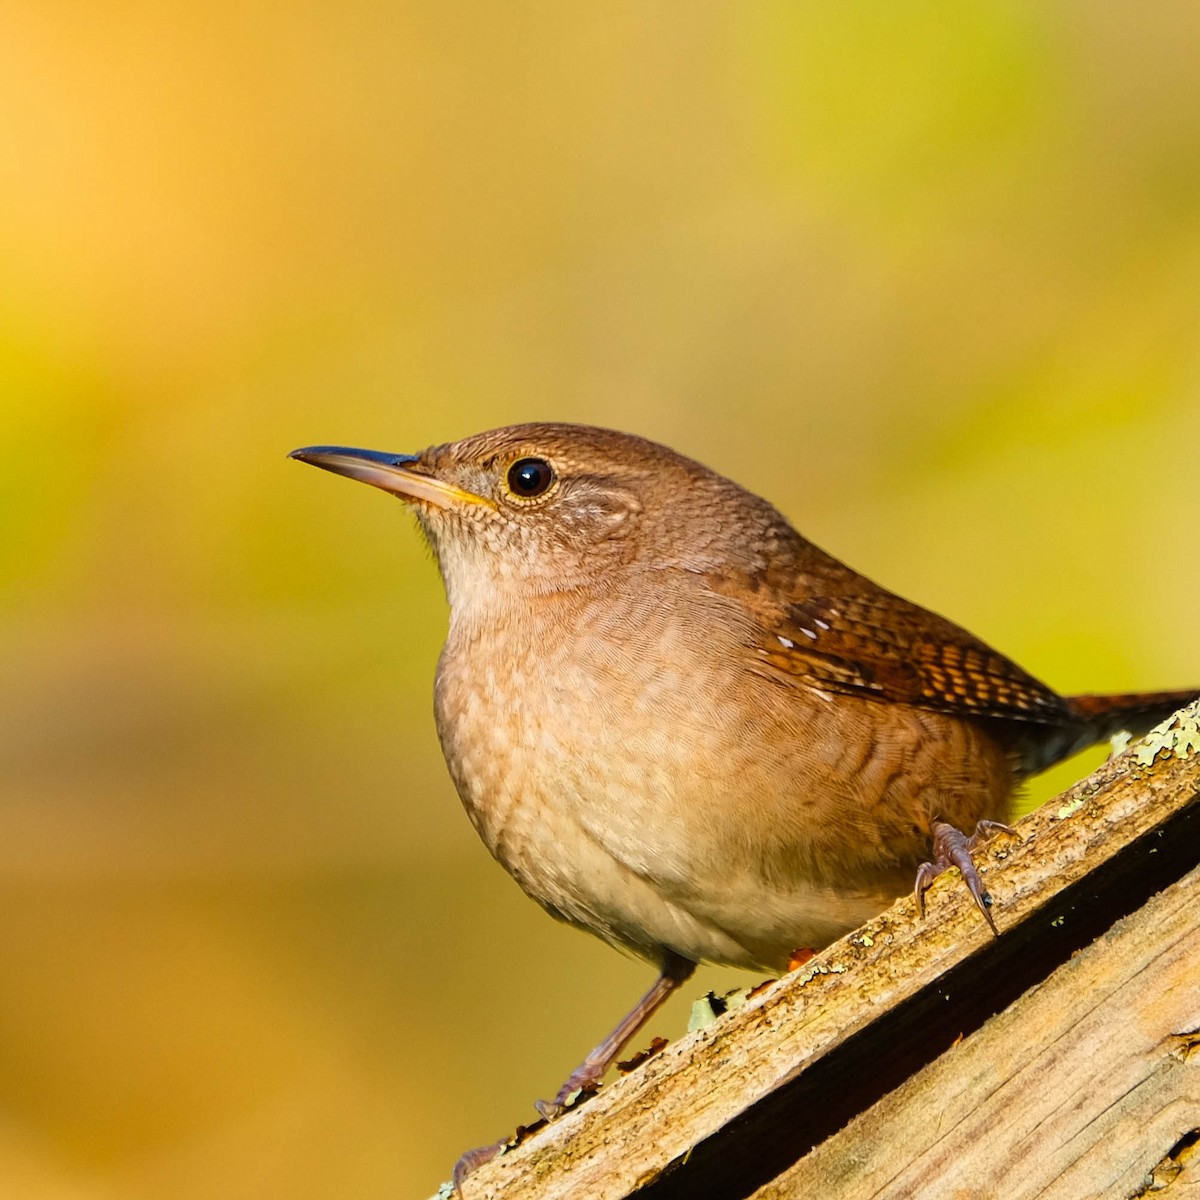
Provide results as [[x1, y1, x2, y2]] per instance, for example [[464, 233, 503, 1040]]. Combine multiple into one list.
[[288, 446, 493, 510]]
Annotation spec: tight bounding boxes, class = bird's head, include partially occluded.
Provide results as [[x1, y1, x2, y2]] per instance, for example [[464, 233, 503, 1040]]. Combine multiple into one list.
[[290, 423, 787, 613]]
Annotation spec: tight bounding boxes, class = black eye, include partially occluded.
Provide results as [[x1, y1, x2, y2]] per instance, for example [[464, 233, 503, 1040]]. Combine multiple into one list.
[[507, 457, 555, 498]]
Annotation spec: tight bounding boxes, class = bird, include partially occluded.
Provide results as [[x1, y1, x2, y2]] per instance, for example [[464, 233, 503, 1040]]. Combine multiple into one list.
[[290, 423, 1196, 1176]]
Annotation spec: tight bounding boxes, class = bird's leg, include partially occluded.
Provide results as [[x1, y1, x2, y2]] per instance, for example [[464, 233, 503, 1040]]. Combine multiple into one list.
[[451, 954, 696, 1191], [914, 819, 1015, 935], [535, 952, 696, 1121]]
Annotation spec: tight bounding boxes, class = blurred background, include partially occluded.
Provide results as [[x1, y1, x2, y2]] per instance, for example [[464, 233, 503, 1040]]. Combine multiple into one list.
[[3, 2, 1199, 1196]]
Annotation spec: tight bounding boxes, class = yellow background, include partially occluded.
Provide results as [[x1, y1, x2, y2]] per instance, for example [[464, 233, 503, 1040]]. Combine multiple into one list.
[[3, 4, 1199, 1196]]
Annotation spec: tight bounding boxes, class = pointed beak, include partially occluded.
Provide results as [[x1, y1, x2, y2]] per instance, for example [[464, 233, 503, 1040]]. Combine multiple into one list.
[[288, 446, 492, 510]]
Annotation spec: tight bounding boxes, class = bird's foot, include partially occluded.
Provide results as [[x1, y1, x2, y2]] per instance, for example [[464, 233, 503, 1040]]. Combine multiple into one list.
[[914, 819, 1014, 934], [533, 1071, 600, 1122], [451, 1140, 506, 1194]]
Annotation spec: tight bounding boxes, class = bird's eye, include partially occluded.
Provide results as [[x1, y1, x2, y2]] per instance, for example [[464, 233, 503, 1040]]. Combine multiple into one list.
[[506, 457, 555, 499]]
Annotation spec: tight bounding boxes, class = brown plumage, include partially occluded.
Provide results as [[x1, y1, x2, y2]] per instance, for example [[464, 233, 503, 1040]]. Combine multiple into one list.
[[290, 423, 1196, 1168]]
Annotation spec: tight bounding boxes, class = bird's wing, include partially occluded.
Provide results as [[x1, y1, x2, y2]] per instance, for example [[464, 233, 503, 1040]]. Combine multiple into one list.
[[730, 551, 1070, 727]]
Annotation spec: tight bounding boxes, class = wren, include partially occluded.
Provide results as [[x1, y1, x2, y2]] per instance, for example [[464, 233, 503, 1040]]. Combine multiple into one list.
[[290, 423, 1196, 1178]]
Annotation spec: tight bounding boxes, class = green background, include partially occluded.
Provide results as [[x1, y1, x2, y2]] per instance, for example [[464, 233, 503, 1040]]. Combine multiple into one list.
[[2, 4, 1199, 1196]]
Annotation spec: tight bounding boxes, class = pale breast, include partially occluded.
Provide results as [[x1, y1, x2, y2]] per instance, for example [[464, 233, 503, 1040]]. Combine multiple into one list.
[[431, 584, 1015, 972]]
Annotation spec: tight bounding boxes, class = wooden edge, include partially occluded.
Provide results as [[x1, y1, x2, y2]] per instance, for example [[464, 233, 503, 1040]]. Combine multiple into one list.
[[454, 702, 1200, 1200], [751, 861, 1200, 1199]]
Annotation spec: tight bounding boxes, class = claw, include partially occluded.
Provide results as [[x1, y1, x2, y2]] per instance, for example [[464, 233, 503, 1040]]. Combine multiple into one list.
[[914, 819, 1015, 935], [452, 1140, 504, 1194], [534, 1081, 591, 1123]]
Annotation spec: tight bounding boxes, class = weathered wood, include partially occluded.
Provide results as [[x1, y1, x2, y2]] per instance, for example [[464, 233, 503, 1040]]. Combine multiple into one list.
[[456, 706, 1200, 1200], [1133, 1130, 1200, 1196], [754, 864, 1200, 1200]]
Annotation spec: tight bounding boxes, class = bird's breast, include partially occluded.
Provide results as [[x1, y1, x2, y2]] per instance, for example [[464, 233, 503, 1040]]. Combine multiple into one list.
[[431, 589, 784, 960], [429, 586, 1014, 970], [433, 598, 703, 875]]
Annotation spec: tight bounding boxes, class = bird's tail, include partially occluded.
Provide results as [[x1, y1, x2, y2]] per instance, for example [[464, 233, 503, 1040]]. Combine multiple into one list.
[[1020, 689, 1198, 776]]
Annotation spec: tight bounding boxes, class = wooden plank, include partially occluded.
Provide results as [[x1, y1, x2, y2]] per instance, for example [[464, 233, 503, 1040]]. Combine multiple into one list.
[[753, 864, 1200, 1200], [456, 705, 1200, 1200], [1134, 1130, 1200, 1196]]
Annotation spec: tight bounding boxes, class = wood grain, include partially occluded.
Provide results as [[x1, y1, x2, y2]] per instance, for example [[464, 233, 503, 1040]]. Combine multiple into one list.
[[754, 864, 1200, 1200]]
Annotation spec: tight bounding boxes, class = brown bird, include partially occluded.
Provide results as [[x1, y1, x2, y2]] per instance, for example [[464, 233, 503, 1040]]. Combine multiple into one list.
[[290, 424, 1195, 1170]]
